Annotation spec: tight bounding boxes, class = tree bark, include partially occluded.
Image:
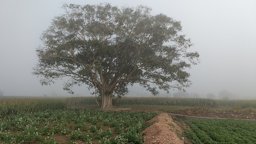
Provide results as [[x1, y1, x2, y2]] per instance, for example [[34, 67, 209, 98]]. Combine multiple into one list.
[[101, 94, 112, 110]]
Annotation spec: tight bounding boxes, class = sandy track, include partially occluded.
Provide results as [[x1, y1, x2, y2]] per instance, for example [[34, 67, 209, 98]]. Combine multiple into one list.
[[143, 113, 183, 144]]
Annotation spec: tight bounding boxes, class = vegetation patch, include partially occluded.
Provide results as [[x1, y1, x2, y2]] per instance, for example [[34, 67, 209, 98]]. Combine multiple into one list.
[[183, 118, 256, 144], [0, 102, 156, 144]]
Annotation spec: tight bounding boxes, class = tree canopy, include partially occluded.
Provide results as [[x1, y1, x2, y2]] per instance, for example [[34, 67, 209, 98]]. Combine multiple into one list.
[[34, 3, 199, 109]]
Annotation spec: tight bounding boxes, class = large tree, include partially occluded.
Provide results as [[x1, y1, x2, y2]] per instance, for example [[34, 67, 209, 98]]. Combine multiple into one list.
[[34, 4, 199, 109]]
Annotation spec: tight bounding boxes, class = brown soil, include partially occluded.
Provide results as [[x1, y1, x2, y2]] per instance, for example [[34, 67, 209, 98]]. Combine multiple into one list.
[[102, 107, 132, 112], [54, 135, 69, 144], [74, 140, 85, 144], [143, 113, 183, 144], [175, 107, 256, 120], [54, 135, 85, 144]]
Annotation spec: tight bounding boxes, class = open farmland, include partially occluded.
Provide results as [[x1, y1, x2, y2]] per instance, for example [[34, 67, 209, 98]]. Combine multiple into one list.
[[67, 97, 256, 119], [181, 118, 256, 144], [0, 98, 155, 144], [1, 97, 256, 144]]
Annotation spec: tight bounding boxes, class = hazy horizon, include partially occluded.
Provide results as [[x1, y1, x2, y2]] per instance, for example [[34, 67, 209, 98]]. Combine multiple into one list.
[[0, 0, 256, 99]]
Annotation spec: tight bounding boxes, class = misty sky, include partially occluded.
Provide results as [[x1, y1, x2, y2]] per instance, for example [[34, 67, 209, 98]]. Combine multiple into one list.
[[0, 0, 256, 98]]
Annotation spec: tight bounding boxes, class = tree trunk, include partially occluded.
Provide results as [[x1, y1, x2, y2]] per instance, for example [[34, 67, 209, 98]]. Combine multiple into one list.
[[101, 94, 112, 110]]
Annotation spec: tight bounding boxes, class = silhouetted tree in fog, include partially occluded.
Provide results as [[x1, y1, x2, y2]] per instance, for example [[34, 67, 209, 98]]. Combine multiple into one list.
[[34, 4, 199, 109]]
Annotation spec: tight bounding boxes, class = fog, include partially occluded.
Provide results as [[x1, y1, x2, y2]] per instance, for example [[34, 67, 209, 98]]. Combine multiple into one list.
[[0, 0, 255, 99]]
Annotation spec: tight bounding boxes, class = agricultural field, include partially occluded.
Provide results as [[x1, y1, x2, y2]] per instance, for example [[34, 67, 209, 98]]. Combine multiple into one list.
[[67, 97, 256, 119], [1, 97, 256, 144], [67, 97, 256, 109], [182, 118, 256, 144], [0, 99, 155, 144]]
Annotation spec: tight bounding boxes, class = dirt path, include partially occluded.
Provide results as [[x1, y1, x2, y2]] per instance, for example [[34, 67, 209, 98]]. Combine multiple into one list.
[[143, 113, 184, 144]]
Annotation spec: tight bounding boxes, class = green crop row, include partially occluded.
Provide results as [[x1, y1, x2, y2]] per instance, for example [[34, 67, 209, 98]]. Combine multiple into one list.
[[183, 118, 256, 144], [0, 100, 66, 117]]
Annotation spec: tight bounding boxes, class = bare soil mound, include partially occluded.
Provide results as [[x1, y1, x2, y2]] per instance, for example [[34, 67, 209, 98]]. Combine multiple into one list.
[[143, 113, 183, 144]]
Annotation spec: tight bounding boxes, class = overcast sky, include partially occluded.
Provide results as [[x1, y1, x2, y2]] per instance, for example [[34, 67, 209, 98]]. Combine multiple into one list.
[[0, 0, 255, 98]]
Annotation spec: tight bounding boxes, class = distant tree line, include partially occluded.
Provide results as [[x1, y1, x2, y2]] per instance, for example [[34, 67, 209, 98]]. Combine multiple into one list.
[[0, 90, 3, 96], [172, 89, 235, 100]]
